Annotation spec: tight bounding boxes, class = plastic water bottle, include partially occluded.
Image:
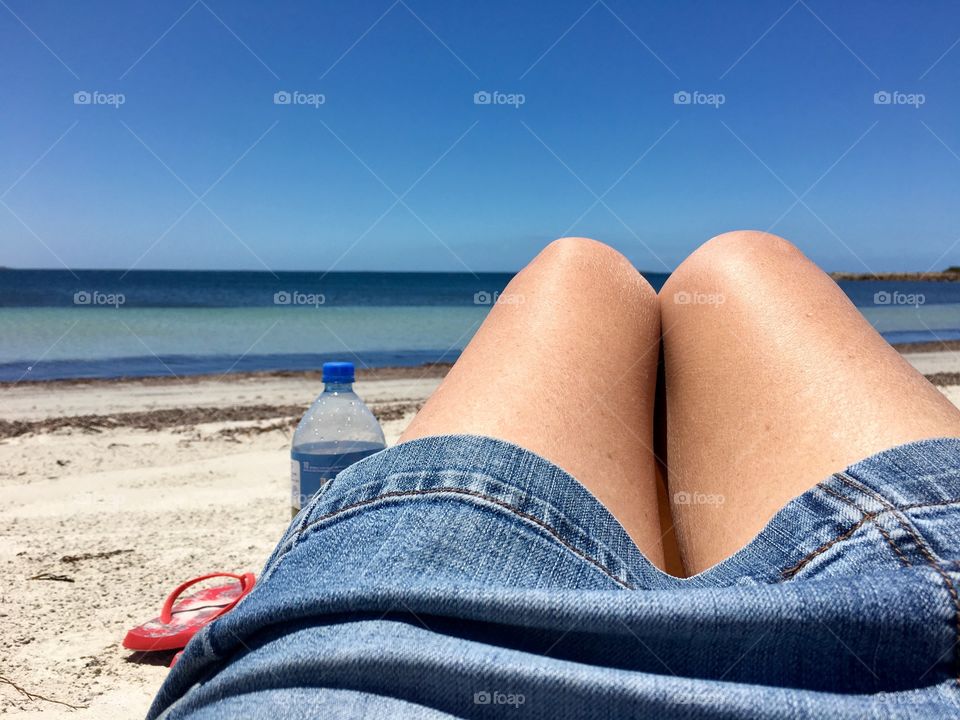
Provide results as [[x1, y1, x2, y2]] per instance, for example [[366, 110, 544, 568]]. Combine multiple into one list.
[[290, 361, 386, 517]]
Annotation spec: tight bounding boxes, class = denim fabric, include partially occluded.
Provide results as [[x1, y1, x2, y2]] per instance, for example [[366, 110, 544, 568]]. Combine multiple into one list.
[[149, 435, 960, 719]]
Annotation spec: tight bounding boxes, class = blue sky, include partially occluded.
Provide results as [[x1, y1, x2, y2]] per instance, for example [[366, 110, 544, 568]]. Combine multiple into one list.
[[1, 0, 959, 273]]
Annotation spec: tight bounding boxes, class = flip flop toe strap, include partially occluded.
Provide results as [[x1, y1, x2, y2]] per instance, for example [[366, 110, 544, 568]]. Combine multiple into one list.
[[160, 572, 256, 624]]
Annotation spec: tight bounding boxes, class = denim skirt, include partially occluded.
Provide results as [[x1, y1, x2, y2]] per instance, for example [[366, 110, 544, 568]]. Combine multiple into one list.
[[149, 435, 960, 719]]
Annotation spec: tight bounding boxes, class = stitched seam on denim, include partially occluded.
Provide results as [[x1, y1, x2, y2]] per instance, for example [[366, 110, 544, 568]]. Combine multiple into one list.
[[819, 482, 912, 568], [308, 468, 644, 587], [364, 468, 635, 579], [837, 472, 960, 683], [298, 487, 634, 589], [900, 497, 960, 511], [781, 513, 877, 579], [781, 498, 960, 579]]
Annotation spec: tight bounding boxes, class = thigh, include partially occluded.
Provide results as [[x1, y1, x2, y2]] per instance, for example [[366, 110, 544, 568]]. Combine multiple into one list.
[[660, 231, 960, 574], [401, 237, 667, 568]]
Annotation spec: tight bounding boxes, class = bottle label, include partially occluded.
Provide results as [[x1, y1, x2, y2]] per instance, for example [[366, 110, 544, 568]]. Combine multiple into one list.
[[291, 451, 338, 516], [290, 447, 383, 517], [290, 458, 301, 516]]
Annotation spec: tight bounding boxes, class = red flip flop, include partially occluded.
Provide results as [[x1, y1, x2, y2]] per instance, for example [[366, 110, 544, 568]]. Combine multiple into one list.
[[123, 572, 256, 652]]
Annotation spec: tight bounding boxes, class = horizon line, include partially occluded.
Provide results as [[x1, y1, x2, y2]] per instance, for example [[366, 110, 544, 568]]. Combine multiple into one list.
[[1, 266, 955, 277]]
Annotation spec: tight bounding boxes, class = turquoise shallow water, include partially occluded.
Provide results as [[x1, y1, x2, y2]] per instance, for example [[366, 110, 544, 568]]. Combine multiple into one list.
[[0, 270, 958, 381], [0, 306, 489, 381]]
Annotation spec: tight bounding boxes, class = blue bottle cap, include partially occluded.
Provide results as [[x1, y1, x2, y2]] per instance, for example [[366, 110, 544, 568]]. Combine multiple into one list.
[[322, 361, 355, 383]]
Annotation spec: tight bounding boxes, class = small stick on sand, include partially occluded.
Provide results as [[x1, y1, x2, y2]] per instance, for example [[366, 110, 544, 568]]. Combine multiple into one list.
[[0, 675, 87, 710], [28, 572, 75, 583], [60, 549, 133, 564]]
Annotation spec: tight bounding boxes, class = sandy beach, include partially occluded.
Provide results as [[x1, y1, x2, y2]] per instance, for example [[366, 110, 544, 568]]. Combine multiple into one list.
[[2, 351, 959, 717], [0, 367, 443, 717]]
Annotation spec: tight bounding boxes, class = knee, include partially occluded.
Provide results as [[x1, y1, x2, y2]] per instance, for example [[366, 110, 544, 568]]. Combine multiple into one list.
[[696, 230, 804, 265], [662, 230, 805, 305], [523, 237, 657, 304], [535, 236, 630, 271]]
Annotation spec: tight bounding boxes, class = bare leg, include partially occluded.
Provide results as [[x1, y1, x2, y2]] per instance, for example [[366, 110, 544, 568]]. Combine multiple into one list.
[[660, 231, 960, 574], [401, 237, 667, 568]]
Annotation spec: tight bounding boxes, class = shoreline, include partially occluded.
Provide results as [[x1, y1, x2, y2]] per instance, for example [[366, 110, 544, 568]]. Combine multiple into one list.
[[0, 362, 454, 389], [829, 271, 960, 281], [2, 347, 959, 440]]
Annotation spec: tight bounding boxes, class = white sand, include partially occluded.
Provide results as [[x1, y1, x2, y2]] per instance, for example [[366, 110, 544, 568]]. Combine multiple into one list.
[[899, 349, 960, 375], [0, 375, 435, 718], [0, 354, 955, 717]]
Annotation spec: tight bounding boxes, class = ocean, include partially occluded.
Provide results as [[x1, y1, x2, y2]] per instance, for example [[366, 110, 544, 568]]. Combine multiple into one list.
[[1, 269, 958, 382]]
